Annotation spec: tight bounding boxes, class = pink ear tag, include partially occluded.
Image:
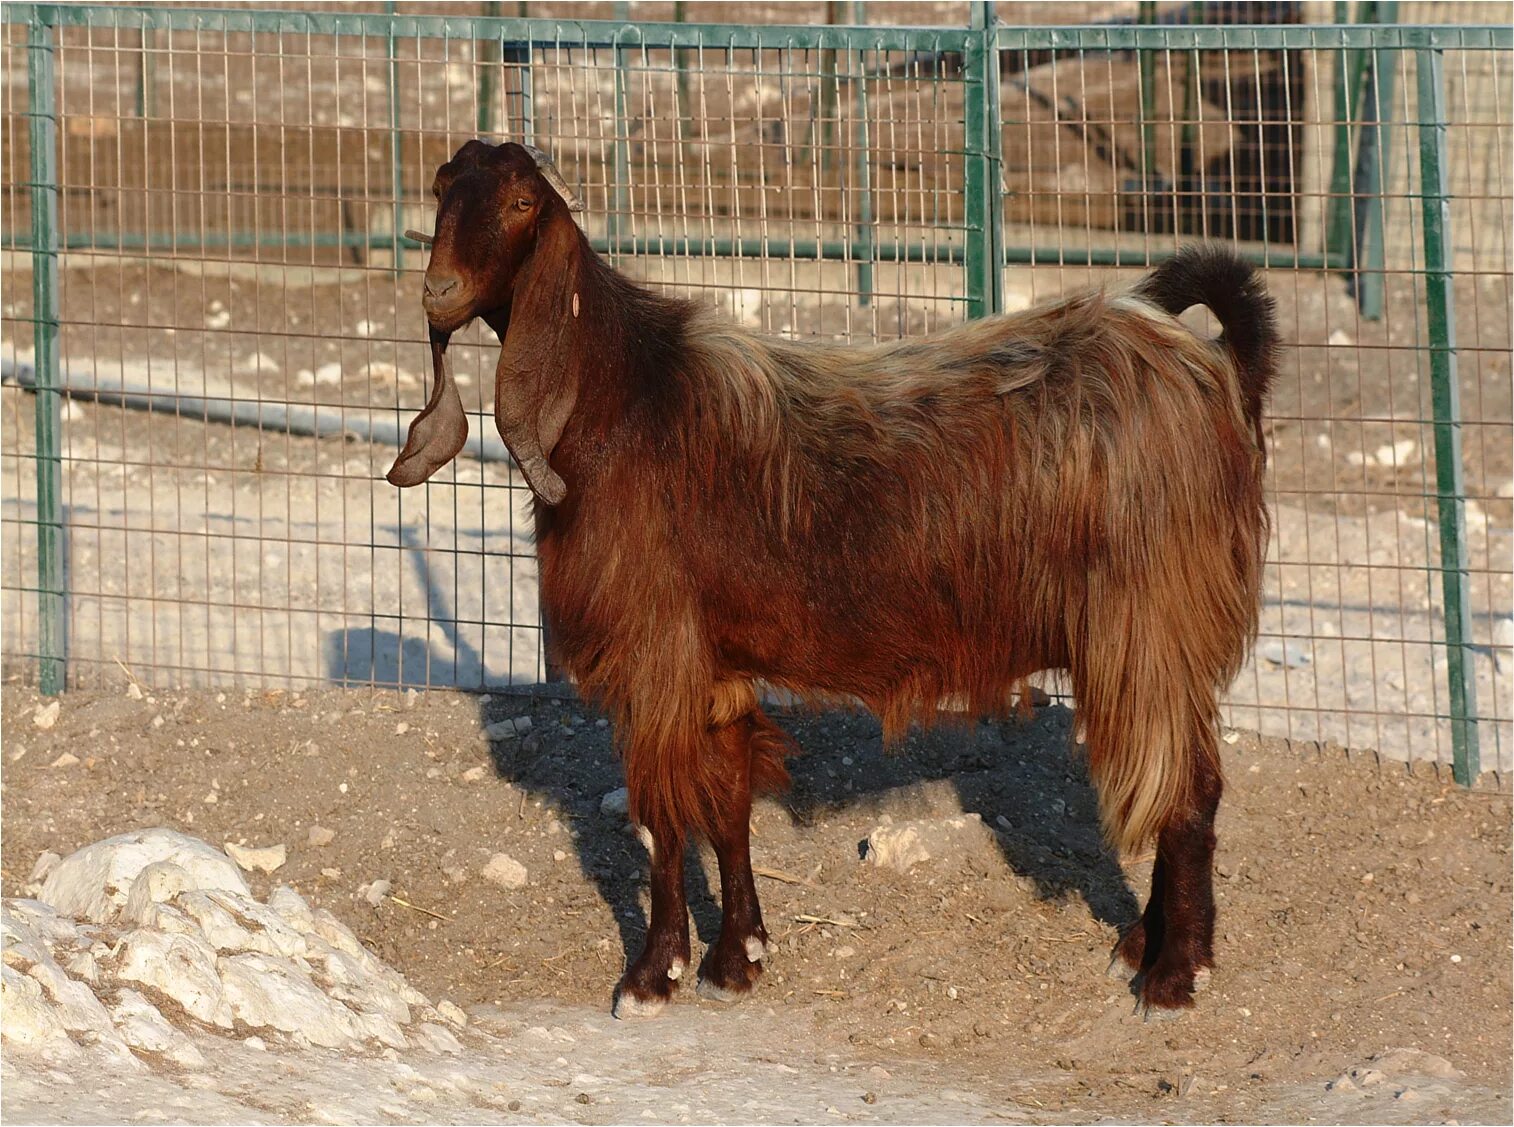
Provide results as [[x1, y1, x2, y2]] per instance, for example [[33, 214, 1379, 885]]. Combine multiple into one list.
[[572, 292, 580, 318]]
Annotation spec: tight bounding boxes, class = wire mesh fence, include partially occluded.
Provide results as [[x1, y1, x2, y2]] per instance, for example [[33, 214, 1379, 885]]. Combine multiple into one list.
[[2, 2, 1509, 779]]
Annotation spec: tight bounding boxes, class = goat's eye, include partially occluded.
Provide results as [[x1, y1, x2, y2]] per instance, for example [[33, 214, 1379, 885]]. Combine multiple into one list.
[[515, 197, 534, 211]]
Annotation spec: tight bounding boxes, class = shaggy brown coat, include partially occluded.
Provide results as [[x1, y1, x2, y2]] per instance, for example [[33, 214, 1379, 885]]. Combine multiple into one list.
[[390, 139, 1278, 1017]]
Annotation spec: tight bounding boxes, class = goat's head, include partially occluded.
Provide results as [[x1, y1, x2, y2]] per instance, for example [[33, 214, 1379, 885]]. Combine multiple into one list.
[[388, 140, 585, 504]]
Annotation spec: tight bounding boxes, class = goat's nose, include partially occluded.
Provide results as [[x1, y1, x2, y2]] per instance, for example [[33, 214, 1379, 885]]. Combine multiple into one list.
[[423, 275, 459, 302]]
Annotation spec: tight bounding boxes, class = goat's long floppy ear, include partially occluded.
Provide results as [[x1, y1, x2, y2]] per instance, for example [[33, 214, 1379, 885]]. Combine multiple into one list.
[[386, 330, 468, 487], [490, 213, 579, 506]]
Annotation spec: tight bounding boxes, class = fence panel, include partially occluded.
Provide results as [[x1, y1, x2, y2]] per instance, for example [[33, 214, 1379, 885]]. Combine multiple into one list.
[[1, 5, 1508, 776]]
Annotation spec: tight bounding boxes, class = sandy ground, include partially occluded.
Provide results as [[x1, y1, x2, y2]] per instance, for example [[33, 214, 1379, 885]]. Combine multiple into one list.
[[2, 683, 1511, 1124]]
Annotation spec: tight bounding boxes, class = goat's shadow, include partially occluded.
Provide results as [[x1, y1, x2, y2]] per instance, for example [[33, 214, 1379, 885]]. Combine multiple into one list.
[[326, 540, 1139, 990]]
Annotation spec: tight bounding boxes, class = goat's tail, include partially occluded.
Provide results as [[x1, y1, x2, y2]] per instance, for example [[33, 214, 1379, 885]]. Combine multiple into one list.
[[1136, 244, 1279, 435]]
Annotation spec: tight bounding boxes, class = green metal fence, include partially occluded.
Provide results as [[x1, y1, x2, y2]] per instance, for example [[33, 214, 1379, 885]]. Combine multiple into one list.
[[2, 2, 1509, 782]]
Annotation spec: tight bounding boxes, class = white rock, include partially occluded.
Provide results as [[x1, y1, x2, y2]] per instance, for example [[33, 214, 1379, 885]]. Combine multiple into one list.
[[295, 368, 316, 386], [1328, 327, 1353, 346], [1374, 438, 1418, 467], [0, 963, 76, 1053], [862, 824, 932, 872], [599, 787, 630, 817], [354, 319, 378, 337], [1258, 639, 1312, 669], [308, 825, 336, 847], [436, 999, 467, 1027], [360, 879, 392, 907], [218, 951, 367, 1049], [480, 853, 528, 890], [313, 362, 343, 386], [116, 928, 233, 1028], [862, 815, 994, 874], [266, 886, 317, 933], [1345, 450, 1376, 467], [121, 860, 197, 926], [32, 700, 60, 729], [110, 989, 206, 1068], [1497, 478, 1514, 500], [237, 352, 280, 375], [48, 752, 79, 768], [41, 829, 250, 924], [205, 309, 231, 330], [412, 1022, 464, 1054], [223, 842, 287, 874], [29, 853, 61, 885]]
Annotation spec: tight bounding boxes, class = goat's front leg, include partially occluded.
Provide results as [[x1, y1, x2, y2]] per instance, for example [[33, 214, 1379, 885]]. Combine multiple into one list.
[[696, 716, 767, 1001], [613, 820, 691, 1018]]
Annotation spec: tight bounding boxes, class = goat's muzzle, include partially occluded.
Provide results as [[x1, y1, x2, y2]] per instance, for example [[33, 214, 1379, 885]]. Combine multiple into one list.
[[421, 273, 473, 330]]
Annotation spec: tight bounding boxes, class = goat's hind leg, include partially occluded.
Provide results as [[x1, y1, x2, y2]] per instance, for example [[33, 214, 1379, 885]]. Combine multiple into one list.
[[696, 712, 768, 1001], [1134, 745, 1222, 1016], [613, 818, 691, 1018]]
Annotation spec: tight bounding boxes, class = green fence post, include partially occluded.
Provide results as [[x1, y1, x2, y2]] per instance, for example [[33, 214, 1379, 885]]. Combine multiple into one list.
[[1416, 46, 1480, 785], [962, 1, 1002, 319], [1352, 0, 1397, 320], [1326, 1, 1369, 266], [28, 12, 65, 695], [476, 1, 500, 134], [850, 2, 874, 307]]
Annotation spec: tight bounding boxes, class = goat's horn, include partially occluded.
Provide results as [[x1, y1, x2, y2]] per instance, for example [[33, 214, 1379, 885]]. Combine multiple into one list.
[[521, 144, 587, 213], [404, 229, 434, 246]]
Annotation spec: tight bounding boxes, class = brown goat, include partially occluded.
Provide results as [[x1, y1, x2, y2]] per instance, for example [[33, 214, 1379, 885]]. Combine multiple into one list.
[[390, 140, 1278, 1019]]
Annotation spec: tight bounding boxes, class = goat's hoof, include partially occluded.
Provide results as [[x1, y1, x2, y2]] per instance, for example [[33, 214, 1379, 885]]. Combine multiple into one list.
[[613, 953, 686, 1019], [612, 988, 668, 1019], [1134, 956, 1202, 1018], [695, 976, 744, 1003], [1105, 955, 1137, 982]]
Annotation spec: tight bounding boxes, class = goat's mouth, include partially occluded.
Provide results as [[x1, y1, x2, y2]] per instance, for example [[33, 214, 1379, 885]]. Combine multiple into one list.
[[422, 299, 476, 334]]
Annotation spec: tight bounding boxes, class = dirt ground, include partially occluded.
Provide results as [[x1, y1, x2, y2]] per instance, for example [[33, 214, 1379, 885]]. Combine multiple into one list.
[[3, 682, 1510, 1123]]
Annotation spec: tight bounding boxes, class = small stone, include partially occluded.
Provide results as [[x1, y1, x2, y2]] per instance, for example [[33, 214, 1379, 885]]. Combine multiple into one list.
[[206, 308, 231, 330], [436, 999, 467, 1027], [244, 1036, 268, 1051], [403, 688, 420, 709], [1258, 639, 1311, 668], [1354, 1069, 1386, 1087], [481, 853, 527, 890], [862, 1092, 877, 1105], [224, 842, 288, 874], [313, 362, 342, 386], [862, 825, 930, 872], [552, 849, 567, 862], [484, 718, 521, 741], [307, 825, 336, 848], [600, 788, 631, 817], [354, 319, 378, 337], [595, 718, 608, 728], [1326, 1074, 1357, 1093], [360, 879, 391, 907], [1328, 327, 1353, 346], [461, 765, 487, 783], [33, 700, 60, 729], [394, 722, 410, 735], [1395, 1088, 1419, 1101], [49, 752, 80, 768], [126, 683, 144, 700]]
